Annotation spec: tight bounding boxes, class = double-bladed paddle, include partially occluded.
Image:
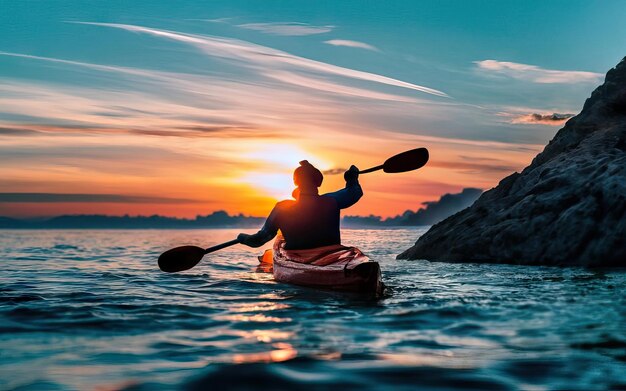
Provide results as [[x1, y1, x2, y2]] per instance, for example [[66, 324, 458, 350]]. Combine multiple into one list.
[[157, 147, 429, 273]]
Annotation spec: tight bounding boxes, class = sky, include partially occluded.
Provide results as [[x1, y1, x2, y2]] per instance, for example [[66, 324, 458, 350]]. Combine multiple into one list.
[[1, 0, 625, 218]]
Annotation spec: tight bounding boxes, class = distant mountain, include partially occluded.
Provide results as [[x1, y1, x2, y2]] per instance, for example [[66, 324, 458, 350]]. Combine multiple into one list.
[[0, 189, 484, 229], [342, 188, 483, 227], [385, 188, 483, 226], [0, 216, 24, 228], [0, 211, 265, 229], [342, 214, 386, 227]]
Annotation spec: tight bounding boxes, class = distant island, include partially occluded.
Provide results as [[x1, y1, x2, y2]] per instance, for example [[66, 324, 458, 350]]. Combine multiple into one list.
[[0, 211, 265, 229], [343, 188, 482, 227], [0, 188, 482, 229]]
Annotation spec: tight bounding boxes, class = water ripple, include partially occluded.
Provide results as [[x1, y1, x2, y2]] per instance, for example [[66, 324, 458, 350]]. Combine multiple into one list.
[[0, 229, 624, 390]]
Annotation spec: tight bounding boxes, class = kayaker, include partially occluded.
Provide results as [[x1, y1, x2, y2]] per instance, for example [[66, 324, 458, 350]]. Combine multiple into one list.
[[237, 161, 362, 250]]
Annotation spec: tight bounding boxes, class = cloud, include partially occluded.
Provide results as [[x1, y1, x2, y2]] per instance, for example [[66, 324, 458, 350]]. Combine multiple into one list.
[[324, 39, 378, 51], [0, 51, 423, 133], [0, 193, 199, 203], [0, 139, 222, 178], [0, 74, 323, 140], [428, 160, 518, 174], [401, 133, 545, 151], [474, 60, 602, 84], [263, 70, 417, 102], [195, 17, 234, 24], [510, 112, 575, 125], [0, 126, 39, 135], [0, 123, 281, 139], [322, 168, 346, 175], [237, 22, 333, 36], [72, 22, 448, 97]]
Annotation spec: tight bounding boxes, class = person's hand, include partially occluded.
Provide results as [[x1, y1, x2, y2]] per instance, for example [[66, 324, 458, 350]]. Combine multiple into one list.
[[344, 165, 359, 182]]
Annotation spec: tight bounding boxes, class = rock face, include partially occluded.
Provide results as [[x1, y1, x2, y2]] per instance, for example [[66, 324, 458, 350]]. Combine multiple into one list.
[[398, 57, 626, 267]]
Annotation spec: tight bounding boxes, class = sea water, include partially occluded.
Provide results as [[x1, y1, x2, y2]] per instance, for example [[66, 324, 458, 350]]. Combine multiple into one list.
[[0, 229, 624, 390]]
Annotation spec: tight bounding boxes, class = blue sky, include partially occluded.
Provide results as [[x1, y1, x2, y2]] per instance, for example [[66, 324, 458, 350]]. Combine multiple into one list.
[[0, 1, 625, 217]]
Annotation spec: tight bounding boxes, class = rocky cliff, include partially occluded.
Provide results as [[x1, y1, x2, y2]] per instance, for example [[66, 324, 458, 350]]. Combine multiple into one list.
[[398, 57, 626, 267]]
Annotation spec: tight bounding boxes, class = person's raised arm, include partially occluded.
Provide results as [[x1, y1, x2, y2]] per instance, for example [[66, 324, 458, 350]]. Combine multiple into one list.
[[324, 165, 363, 209], [237, 205, 279, 247]]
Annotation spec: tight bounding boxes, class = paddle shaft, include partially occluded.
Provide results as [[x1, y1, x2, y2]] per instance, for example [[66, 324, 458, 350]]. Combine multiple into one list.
[[358, 165, 384, 174], [204, 239, 239, 254]]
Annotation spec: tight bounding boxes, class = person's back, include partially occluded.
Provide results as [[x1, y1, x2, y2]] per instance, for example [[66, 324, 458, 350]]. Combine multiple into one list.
[[270, 193, 339, 249], [237, 160, 362, 250]]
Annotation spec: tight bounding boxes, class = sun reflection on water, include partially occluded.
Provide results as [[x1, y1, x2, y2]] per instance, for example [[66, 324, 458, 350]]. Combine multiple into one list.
[[216, 314, 293, 323], [232, 343, 298, 364], [230, 301, 291, 313], [244, 330, 294, 343]]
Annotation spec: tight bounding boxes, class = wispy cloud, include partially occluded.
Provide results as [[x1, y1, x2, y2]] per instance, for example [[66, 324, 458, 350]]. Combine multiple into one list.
[[324, 39, 378, 51], [0, 122, 281, 139], [0, 193, 199, 203], [0, 76, 277, 139], [237, 22, 333, 36], [474, 60, 602, 84], [382, 131, 546, 152], [0, 126, 39, 135], [428, 160, 519, 174], [322, 168, 347, 175], [0, 49, 421, 112], [195, 17, 234, 24], [72, 22, 448, 97], [510, 112, 575, 125], [263, 70, 417, 102]]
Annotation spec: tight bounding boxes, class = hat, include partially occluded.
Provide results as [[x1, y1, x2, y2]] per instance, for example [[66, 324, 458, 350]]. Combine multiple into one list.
[[293, 160, 323, 187]]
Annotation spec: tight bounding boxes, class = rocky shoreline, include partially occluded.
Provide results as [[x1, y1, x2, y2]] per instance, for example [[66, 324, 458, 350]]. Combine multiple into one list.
[[398, 57, 626, 267]]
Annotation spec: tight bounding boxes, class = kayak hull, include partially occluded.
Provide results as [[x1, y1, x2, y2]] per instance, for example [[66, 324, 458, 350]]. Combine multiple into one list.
[[258, 239, 384, 297], [273, 257, 384, 296]]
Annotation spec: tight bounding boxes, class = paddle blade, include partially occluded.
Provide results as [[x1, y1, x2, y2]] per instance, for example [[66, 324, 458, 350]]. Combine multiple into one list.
[[383, 148, 429, 173], [158, 245, 206, 273]]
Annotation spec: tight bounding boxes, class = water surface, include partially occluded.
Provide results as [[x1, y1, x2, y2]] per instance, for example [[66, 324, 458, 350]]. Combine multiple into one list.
[[0, 229, 624, 390]]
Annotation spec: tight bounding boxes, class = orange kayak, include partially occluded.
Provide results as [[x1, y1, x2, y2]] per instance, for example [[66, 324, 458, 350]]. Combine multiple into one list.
[[258, 237, 385, 297]]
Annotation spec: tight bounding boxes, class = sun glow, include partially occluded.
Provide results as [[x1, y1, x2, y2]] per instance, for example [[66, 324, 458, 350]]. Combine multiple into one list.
[[242, 173, 296, 200], [240, 143, 333, 200]]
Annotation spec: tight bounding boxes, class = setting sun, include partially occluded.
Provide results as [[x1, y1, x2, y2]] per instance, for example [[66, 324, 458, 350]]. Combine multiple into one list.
[[240, 143, 333, 200]]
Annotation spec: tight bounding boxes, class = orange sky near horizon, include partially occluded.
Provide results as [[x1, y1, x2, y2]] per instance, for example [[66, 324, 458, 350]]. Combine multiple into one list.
[[0, 125, 544, 219]]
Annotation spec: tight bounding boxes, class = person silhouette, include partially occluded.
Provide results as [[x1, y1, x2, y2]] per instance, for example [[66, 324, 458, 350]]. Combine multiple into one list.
[[237, 161, 362, 250]]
